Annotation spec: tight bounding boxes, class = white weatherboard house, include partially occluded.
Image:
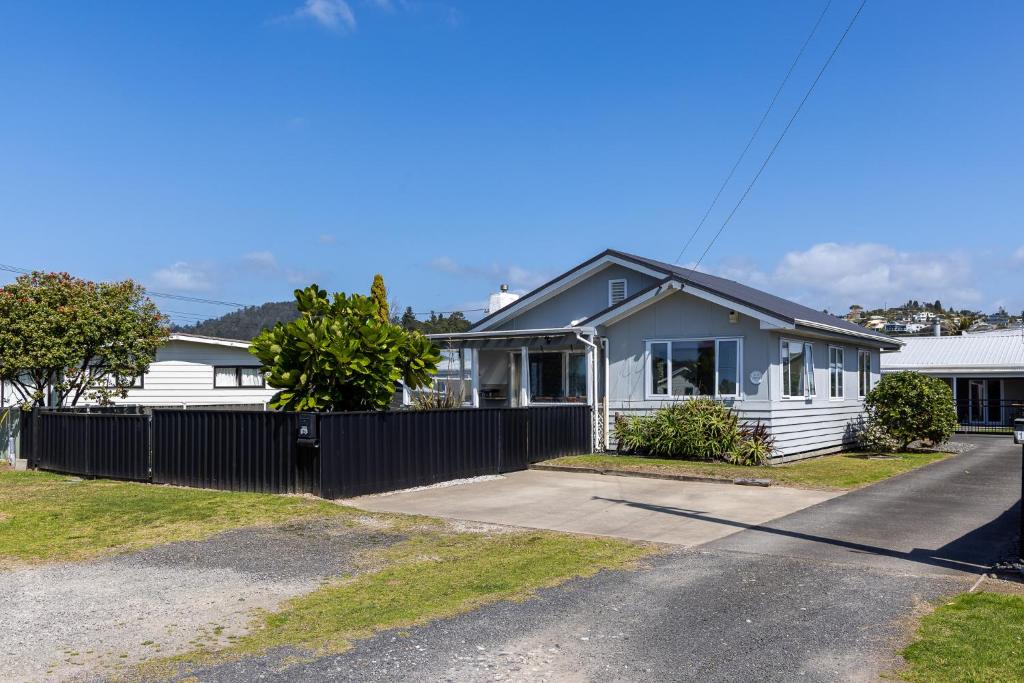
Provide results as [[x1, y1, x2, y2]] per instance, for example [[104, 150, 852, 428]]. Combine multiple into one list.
[[426, 249, 902, 460], [76, 333, 277, 408], [881, 330, 1024, 429]]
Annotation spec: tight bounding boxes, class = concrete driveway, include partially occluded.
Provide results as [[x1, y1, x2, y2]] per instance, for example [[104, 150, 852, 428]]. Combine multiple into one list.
[[346, 469, 840, 546]]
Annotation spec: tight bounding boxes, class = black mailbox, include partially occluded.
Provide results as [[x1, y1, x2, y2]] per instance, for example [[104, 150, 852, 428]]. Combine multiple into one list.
[[297, 412, 319, 448], [1015, 418, 1024, 445]]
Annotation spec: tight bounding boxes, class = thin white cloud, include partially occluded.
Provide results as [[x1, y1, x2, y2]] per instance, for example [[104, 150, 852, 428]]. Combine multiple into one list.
[[293, 0, 356, 31], [703, 242, 983, 311], [1013, 245, 1024, 266], [429, 256, 550, 292], [241, 250, 279, 269], [151, 262, 213, 292], [318, 233, 337, 244]]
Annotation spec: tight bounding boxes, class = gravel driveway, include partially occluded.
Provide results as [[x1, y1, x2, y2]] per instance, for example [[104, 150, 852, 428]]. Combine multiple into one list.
[[0, 519, 404, 683]]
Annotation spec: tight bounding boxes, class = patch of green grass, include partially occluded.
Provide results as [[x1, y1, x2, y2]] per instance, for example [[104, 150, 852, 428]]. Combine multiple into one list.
[[544, 450, 949, 490], [0, 468, 348, 565], [139, 530, 654, 677], [900, 592, 1024, 683]]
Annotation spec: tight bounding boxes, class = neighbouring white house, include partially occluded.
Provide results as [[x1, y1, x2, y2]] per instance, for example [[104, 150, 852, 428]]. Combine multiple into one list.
[[424, 249, 902, 460], [74, 332, 277, 408], [881, 329, 1024, 429]]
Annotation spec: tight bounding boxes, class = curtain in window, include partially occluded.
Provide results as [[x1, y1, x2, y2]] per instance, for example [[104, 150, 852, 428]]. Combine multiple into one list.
[[803, 344, 815, 396], [215, 367, 238, 388], [239, 368, 263, 387]]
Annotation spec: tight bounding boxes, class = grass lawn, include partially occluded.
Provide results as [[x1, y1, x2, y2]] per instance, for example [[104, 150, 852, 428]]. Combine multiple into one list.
[[143, 529, 652, 677], [543, 450, 949, 490], [0, 467, 348, 565], [900, 592, 1024, 683]]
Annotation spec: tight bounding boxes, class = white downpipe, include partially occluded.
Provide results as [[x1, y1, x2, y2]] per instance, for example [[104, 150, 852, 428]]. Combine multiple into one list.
[[602, 337, 610, 451]]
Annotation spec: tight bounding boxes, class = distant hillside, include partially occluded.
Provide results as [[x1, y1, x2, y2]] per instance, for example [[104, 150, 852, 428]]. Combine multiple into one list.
[[172, 301, 299, 341]]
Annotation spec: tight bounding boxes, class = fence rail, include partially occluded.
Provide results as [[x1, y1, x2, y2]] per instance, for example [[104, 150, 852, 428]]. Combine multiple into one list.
[[954, 399, 1024, 434], [25, 405, 592, 498]]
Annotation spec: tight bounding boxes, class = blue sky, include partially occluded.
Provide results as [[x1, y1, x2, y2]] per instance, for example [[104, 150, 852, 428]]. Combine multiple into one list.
[[1, 1, 1021, 325]]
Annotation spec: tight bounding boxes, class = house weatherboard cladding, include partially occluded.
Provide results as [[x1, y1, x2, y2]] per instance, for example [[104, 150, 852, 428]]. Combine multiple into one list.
[[430, 249, 898, 460]]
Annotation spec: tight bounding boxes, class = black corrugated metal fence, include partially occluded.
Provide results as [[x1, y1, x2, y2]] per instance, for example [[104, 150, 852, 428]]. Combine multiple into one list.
[[29, 405, 591, 498]]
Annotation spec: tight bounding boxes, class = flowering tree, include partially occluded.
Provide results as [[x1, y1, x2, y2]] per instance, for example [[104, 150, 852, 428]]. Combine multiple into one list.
[[250, 284, 440, 412], [0, 272, 168, 407]]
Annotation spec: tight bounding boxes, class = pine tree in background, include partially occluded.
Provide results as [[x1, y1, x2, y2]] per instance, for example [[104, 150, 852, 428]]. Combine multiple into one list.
[[370, 273, 389, 324]]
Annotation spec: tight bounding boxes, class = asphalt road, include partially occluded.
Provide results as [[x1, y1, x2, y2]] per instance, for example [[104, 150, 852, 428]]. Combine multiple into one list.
[[168, 436, 1021, 683]]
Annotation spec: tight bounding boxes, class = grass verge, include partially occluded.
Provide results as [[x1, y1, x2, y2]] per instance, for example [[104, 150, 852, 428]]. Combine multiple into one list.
[[900, 592, 1024, 683], [0, 468, 348, 565], [138, 529, 654, 678], [543, 450, 949, 490]]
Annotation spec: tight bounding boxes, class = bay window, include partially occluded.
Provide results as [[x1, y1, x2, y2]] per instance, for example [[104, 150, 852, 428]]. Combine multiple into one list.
[[647, 338, 741, 399], [829, 346, 844, 399], [782, 340, 815, 399]]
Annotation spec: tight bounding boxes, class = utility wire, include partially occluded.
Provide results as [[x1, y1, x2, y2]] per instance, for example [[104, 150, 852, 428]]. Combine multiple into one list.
[[673, 0, 833, 266], [0, 261, 247, 308], [688, 0, 868, 274]]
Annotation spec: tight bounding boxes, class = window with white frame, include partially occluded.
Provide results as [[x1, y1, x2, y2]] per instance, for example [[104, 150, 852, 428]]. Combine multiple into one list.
[[608, 278, 627, 306], [781, 339, 815, 398], [214, 366, 265, 389], [828, 346, 844, 399], [646, 338, 741, 399], [858, 349, 872, 397]]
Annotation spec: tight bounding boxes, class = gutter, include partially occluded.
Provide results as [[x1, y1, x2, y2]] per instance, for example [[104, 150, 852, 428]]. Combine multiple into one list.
[[426, 326, 598, 341], [794, 319, 903, 348]]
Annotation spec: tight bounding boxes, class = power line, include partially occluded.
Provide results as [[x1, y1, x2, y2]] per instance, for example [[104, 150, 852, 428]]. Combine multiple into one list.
[[674, 0, 834, 265], [688, 0, 868, 274], [0, 261, 248, 308]]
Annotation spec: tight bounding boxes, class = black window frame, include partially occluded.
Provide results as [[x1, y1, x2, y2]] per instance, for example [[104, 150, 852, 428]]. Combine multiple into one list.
[[213, 366, 266, 389]]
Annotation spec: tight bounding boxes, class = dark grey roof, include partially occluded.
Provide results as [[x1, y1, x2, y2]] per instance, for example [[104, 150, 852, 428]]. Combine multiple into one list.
[[607, 250, 896, 342], [472, 248, 900, 348]]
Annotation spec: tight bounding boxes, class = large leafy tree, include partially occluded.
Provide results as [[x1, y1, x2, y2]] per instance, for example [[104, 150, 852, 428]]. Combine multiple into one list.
[[250, 284, 441, 412], [0, 272, 168, 407]]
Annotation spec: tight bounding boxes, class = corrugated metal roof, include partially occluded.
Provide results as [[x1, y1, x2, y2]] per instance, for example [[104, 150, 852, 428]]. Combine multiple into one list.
[[881, 330, 1024, 371]]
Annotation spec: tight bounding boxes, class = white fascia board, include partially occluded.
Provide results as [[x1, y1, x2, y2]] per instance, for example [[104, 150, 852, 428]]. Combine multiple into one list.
[[168, 334, 252, 349], [471, 254, 666, 332], [427, 326, 598, 342], [794, 319, 903, 348], [588, 280, 794, 331], [682, 283, 792, 330]]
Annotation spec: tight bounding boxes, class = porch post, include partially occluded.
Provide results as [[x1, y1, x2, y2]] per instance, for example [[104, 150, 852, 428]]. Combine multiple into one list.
[[470, 348, 480, 408], [585, 344, 594, 406], [519, 346, 530, 407], [458, 348, 466, 405]]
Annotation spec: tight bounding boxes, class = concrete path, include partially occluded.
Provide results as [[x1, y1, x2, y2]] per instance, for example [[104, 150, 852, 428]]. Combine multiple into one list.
[[175, 436, 1022, 682], [345, 469, 840, 546]]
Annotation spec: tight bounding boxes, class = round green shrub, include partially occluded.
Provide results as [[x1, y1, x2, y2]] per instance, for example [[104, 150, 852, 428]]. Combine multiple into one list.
[[864, 371, 956, 450]]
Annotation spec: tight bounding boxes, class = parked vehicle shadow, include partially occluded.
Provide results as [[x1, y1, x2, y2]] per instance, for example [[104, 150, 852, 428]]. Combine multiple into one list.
[[591, 495, 1019, 574]]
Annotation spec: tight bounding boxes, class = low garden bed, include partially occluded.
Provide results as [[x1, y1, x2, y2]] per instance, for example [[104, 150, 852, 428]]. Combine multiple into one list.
[[541, 450, 950, 490]]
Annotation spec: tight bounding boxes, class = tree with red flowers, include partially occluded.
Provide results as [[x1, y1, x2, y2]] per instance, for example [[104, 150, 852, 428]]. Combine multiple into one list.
[[0, 272, 168, 407]]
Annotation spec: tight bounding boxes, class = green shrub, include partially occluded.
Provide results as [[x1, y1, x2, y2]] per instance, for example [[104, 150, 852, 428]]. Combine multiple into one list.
[[614, 399, 739, 460], [727, 420, 776, 466], [864, 371, 956, 450]]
